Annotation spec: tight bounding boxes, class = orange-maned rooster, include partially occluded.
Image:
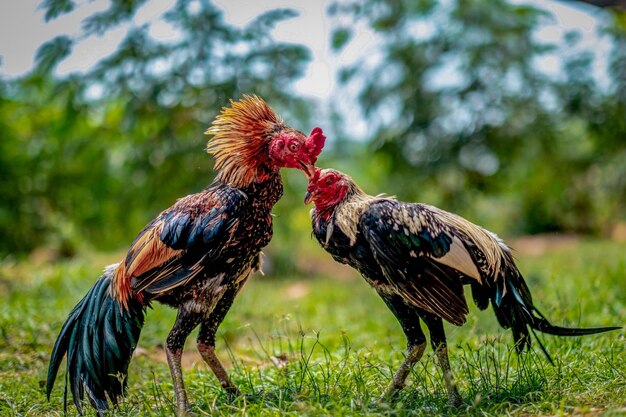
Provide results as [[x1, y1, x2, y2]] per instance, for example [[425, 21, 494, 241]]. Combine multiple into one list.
[[46, 96, 325, 416]]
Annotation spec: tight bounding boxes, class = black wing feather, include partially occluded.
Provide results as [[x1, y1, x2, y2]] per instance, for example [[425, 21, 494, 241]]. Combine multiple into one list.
[[129, 187, 244, 296], [360, 200, 469, 325]]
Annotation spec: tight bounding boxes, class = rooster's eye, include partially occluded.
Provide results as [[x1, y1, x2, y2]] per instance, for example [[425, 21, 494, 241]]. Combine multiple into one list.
[[289, 143, 299, 151]]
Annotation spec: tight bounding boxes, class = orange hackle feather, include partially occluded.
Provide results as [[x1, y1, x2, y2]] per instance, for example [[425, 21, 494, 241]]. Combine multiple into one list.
[[206, 95, 284, 187]]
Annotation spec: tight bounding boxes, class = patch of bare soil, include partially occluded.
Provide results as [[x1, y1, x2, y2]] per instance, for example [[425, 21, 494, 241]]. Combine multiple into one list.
[[610, 222, 626, 242], [134, 346, 205, 370], [507, 233, 581, 256], [283, 281, 310, 299], [133, 346, 291, 371]]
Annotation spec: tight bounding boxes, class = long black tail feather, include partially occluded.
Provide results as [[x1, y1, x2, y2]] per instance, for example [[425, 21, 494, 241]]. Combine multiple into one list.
[[46, 270, 145, 415], [491, 269, 620, 363]]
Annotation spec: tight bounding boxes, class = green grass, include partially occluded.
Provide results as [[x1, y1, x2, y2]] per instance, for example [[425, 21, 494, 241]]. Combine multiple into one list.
[[1, 239, 625, 416]]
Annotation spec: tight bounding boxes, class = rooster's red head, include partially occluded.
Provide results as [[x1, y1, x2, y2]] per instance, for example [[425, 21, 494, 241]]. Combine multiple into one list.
[[206, 95, 325, 186], [304, 168, 354, 210]]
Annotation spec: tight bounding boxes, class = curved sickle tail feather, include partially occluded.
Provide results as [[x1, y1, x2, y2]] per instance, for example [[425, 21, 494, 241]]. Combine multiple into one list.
[[46, 269, 145, 415], [491, 268, 620, 364]]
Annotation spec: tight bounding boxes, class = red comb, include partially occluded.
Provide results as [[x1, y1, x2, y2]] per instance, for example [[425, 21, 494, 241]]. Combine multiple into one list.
[[304, 127, 326, 162]]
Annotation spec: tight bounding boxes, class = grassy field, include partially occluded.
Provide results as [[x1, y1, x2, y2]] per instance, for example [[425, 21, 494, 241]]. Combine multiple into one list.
[[1, 238, 625, 416]]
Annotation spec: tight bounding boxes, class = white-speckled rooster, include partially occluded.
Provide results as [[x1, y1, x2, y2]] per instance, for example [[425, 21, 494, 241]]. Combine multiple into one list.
[[305, 168, 619, 405]]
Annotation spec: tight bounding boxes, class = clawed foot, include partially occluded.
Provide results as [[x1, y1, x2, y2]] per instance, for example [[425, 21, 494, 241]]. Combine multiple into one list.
[[242, 390, 262, 400], [446, 393, 464, 408], [175, 405, 197, 417], [374, 381, 402, 406], [373, 388, 464, 410], [223, 384, 242, 401], [373, 343, 425, 407]]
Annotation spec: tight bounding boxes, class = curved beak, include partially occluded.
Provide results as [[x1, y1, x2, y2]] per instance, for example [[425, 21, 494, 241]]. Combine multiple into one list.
[[299, 162, 316, 179], [304, 190, 315, 205]]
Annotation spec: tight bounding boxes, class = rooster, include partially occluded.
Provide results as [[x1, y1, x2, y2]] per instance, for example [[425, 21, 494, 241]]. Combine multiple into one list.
[[305, 168, 619, 405], [46, 95, 326, 416]]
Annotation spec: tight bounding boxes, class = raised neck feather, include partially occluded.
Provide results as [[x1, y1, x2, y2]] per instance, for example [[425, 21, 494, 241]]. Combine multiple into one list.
[[206, 95, 284, 188]]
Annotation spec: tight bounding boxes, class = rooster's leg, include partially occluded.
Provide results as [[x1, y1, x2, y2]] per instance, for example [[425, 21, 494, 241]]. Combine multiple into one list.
[[379, 342, 426, 402], [378, 295, 427, 403], [422, 314, 463, 407], [166, 310, 201, 416], [197, 286, 241, 397]]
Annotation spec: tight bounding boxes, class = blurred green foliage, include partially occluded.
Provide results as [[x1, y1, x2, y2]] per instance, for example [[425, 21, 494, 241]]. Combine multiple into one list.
[[1, 0, 625, 269], [329, 0, 626, 235], [0, 0, 312, 257]]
